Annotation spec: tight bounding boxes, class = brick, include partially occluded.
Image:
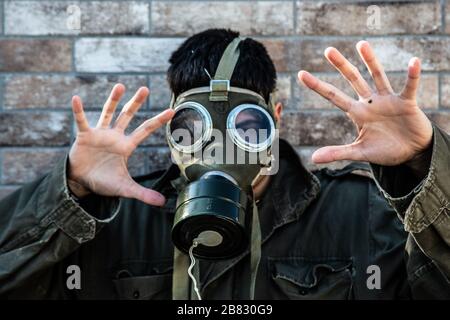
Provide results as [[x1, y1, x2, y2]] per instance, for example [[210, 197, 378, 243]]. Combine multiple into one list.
[[296, 1, 440, 35], [300, 38, 450, 73], [427, 112, 450, 133], [83, 112, 167, 146], [150, 73, 290, 110], [441, 75, 450, 108], [446, 1, 450, 34], [75, 38, 184, 72], [147, 147, 172, 173], [5, 1, 149, 35], [260, 39, 301, 72], [279, 111, 356, 146], [149, 74, 172, 110], [151, 1, 293, 36], [0, 112, 71, 146], [299, 39, 359, 73], [128, 149, 148, 177], [293, 73, 438, 109], [0, 148, 147, 184], [0, 186, 19, 201], [4, 75, 148, 109], [273, 74, 292, 108], [389, 73, 439, 109], [1, 149, 67, 184], [295, 146, 351, 171], [0, 39, 71, 72]]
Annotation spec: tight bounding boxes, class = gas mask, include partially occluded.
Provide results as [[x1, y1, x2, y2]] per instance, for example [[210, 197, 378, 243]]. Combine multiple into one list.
[[167, 37, 278, 263]]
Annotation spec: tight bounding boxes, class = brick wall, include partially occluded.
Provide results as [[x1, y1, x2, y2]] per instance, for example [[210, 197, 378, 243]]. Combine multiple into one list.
[[0, 0, 449, 200]]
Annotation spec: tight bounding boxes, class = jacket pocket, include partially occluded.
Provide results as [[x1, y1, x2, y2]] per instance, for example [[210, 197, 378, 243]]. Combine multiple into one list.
[[112, 260, 172, 300], [268, 257, 354, 300], [113, 274, 172, 300]]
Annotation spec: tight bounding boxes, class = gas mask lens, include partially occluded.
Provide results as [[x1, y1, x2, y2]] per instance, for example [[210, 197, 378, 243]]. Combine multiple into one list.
[[168, 102, 212, 153], [227, 104, 275, 152]]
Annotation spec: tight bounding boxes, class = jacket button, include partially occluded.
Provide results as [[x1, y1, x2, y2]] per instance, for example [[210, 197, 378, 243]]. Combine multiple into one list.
[[133, 290, 140, 299], [300, 289, 308, 295]]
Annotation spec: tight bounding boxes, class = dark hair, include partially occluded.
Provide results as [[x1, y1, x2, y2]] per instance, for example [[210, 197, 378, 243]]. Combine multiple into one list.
[[167, 29, 277, 102]]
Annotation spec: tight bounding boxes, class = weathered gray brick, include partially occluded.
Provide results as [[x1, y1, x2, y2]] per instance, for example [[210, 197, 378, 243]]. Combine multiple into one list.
[[148, 73, 290, 110], [389, 73, 439, 109], [4, 75, 148, 109], [5, 1, 149, 35], [260, 39, 301, 72], [75, 38, 184, 72], [296, 1, 440, 35], [128, 149, 148, 177], [149, 74, 172, 110], [280, 111, 356, 146], [441, 75, 450, 108], [0, 113, 72, 146], [446, 1, 450, 34], [1, 149, 67, 184], [427, 112, 450, 133], [273, 74, 292, 108], [300, 38, 450, 73], [0, 39, 71, 72], [151, 1, 293, 36]]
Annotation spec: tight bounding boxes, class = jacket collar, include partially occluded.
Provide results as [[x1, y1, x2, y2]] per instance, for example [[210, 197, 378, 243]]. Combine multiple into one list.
[[150, 139, 321, 242], [260, 139, 321, 242]]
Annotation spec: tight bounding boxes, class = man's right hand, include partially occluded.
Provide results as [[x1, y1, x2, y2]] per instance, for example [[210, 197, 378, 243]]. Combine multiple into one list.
[[68, 84, 174, 206]]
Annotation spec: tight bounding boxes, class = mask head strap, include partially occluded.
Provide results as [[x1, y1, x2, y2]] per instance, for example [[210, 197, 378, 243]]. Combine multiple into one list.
[[209, 37, 245, 102]]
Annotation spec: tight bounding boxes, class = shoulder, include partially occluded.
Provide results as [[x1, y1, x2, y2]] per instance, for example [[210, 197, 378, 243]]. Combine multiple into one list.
[[312, 162, 394, 215], [313, 162, 373, 184], [312, 162, 382, 206]]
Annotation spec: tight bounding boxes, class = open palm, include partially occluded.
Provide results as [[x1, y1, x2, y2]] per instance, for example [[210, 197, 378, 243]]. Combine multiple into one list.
[[68, 84, 174, 206], [298, 41, 433, 166]]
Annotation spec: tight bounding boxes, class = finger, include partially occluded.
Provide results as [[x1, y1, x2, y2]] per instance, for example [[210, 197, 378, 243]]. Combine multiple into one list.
[[130, 109, 175, 146], [400, 57, 421, 100], [356, 41, 393, 95], [298, 71, 355, 112], [312, 144, 364, 164], [97, 83, 126, 128], [71, 96, 90, 132], [324, 47, 372, 98], [114, 87, 149, 131], [124, 180, 166, 206]]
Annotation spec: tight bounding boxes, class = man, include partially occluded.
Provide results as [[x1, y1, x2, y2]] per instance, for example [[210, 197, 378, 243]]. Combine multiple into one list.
[[0, 29, 449, 299]]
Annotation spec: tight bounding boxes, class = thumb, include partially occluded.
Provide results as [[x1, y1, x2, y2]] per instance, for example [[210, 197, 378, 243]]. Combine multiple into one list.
[[312, 144, 361, 164], [123, 180, 166, 206]]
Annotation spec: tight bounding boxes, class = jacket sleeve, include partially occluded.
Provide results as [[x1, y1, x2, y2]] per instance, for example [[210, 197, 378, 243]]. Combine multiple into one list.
[[370, 124, 450, 295], [0, 155, 120, 294]]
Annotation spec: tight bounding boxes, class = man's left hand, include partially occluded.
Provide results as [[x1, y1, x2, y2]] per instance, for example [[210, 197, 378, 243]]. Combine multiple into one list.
[[298, 40, 433, 166]]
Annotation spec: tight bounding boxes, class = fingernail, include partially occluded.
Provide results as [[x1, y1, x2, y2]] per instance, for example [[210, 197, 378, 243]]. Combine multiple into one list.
[[409, 57, 420, 68]]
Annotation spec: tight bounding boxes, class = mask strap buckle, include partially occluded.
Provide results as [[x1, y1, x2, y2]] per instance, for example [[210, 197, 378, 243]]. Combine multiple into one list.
[[209, 79, 230, 102], [209, 37, 245, 102]]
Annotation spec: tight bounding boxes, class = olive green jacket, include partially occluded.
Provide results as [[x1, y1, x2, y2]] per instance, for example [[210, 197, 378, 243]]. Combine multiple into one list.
[[0, 125, 449, 299]]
